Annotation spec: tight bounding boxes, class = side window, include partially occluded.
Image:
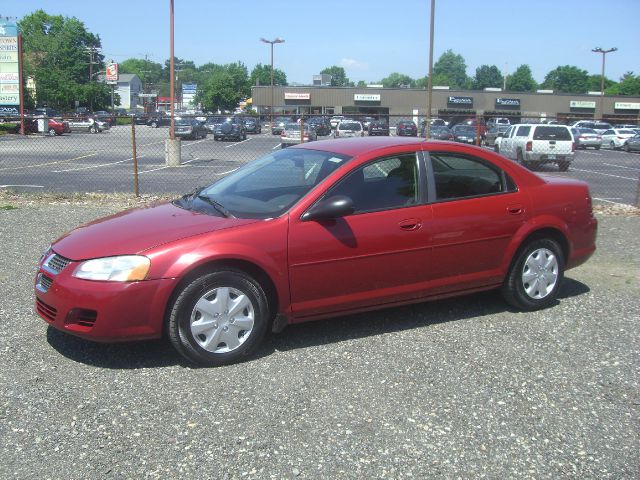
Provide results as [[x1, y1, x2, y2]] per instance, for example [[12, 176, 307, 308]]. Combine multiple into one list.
[[504, 126, 514, 138], [327, 154, 419, 213], [430, 153, 508, 201], [515, 126, 531, 136]]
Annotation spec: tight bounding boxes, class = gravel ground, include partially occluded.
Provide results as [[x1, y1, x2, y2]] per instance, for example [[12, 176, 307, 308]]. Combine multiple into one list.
[[0, 197, 638, 479]]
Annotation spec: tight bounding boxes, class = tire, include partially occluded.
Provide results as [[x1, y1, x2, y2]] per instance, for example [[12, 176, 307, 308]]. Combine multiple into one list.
[[168, 270, 269, 367], [501, 238, 564, 311], [610, 140, 616, 150], [557, 161, 570, 172], [494, 144, 500, 153], [48, 128, 57, 137], [624, 142, 630, 152], [151, 121, 158, 128], [594, 145, 601, 150], [516, 149, 525, 165]]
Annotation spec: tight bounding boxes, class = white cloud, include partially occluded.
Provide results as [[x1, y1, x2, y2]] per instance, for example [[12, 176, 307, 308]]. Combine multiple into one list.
[[341, 58, 368, 70]]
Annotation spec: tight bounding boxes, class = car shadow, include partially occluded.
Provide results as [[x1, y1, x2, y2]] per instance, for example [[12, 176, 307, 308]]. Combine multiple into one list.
[[46, 277, 590, 369]]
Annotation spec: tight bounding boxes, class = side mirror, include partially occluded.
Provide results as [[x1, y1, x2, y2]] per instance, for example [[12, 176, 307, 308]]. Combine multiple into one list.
[[301, 195, 355, 222]]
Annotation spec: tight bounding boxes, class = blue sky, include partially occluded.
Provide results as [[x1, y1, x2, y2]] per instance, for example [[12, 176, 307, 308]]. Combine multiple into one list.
[[5, 0, 639, 85]]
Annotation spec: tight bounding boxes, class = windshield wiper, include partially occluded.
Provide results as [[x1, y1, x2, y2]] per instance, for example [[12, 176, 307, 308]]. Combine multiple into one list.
[[196, 194, 233, 218]]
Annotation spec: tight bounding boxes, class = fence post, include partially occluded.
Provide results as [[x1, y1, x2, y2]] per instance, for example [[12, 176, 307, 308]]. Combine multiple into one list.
[[635, 172, 640, 208], [131, 118, 139, 197], [300, 115, 304, 144]]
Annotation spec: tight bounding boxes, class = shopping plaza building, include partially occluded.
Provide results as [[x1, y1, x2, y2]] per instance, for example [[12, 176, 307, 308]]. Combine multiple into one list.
[[251, 85, 640, 124]]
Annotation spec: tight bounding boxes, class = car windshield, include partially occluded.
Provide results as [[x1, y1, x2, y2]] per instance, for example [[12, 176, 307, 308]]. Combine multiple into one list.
[[174, 149, 351, 219]]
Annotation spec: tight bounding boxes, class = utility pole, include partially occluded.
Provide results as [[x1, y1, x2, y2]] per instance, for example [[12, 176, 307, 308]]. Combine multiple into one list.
[[425, 0, 435, 140]]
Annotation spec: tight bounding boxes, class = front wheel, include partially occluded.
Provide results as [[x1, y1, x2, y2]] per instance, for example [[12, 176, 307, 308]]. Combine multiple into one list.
[[168, 270, 270, 366], [594, 145, 601, 150], [48, 128, 57, 136], [610, 140, 616, 150], [502, 238, 564, 311], [557, 161, 570, 172], [624, 142, 630, 152]]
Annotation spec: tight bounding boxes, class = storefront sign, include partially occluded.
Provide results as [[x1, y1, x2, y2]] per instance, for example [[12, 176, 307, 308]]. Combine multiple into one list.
[[105, 62, 118, 83], [447, 96, 473, 106], [569, 100, 596, 109], [0, 20, 19, 105], [496, 98, 520, 107], [285, 92, 310, 100], [614, 102, 640, 110], [354, 94, 380, 101]]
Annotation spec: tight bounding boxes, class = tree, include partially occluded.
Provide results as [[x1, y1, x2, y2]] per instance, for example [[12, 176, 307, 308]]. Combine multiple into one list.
[[472, 65, 503, 90], [195, 63, 250, 112], [320, 66, 352, 87], [506, 65, 538, 92], [119, 58, 164, 94], [606, 72, 640, 95], [380, 72, 415, 88], [433, 50, 468, 88], [587, 74, 615, 93], [541, 65, 589, 93], [356, 80, 367, 88], [19, 9, 112, 110], [249, 63, 287, 87]]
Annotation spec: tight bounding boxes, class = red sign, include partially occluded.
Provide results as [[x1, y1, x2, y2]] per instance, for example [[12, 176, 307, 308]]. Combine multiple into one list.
[[106, 62, 118, 82]]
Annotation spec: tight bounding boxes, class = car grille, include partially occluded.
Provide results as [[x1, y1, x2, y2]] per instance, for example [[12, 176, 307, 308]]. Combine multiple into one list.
[[46, 254, 71, 273], [36, 298, 57, 322]]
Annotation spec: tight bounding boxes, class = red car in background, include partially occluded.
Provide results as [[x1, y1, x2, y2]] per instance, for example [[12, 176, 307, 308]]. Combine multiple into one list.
[[25, 118, 66, 136], [35, 137, 597, 366]]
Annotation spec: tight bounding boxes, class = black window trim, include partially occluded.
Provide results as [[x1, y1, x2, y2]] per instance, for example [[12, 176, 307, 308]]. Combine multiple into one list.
[[303, 150, 427, 218], [423, 150, 518, 204]]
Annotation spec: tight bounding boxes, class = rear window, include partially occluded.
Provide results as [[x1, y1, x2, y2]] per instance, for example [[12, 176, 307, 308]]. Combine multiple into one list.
[[339, 122, 361, 131], [533, 126, 571, 141]]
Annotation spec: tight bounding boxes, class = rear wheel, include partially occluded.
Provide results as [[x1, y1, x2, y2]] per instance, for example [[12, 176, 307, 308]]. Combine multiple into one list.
[[557, 161, 570, 171], [48, 128, 57, 136], [502, 238, 564, 311], [624, 142, 630, 152], [594, 145, 601, 150], [168, 270, 269, 366], [610, 140, 616, 150]]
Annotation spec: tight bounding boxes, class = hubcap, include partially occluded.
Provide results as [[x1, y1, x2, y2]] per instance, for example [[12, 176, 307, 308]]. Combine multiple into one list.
[[189, 287, 255, 354], [521, 248, 559, 300]]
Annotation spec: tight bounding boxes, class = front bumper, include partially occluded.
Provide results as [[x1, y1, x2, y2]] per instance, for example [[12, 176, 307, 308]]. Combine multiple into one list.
[[34, 259, 177, 342]]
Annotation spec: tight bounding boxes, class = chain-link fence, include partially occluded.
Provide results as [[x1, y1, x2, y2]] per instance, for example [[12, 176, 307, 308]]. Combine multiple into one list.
[[1, 113, 639, 206]]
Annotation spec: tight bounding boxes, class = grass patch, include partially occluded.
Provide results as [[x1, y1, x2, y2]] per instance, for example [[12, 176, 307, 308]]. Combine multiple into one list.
[[0, 204, 18, 210]]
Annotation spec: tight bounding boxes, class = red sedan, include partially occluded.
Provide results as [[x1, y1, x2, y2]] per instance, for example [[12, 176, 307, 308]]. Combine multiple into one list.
[[35, 137, 597, 366], [25, 118, 66, 136]]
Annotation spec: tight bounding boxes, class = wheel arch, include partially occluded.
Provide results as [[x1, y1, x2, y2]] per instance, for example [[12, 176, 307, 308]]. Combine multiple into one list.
[[505, 226, 569, 276], [162, 258, 280, 336]]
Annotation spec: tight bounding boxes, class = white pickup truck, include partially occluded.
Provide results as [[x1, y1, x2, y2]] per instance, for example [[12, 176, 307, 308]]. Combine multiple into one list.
[[495, 124, 575, 171]]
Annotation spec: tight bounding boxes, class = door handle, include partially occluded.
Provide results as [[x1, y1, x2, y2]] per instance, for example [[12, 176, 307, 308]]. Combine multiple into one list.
[[507, 205, 524, 215], [399, 218, 422, 231]]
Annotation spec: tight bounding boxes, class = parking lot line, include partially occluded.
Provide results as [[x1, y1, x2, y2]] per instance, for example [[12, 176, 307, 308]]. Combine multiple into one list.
[[52, 155, 146, 173], [571, 168, 636, 181], [0, 153, 97, 171], [224, 138, 252, 149], [602, 163, 640, 172], [0, 184, 44, 189]]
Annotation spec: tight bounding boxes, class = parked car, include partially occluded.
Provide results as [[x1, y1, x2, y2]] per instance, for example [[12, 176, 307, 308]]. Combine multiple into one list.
[[243, 117, 262, 134], [94, 111, 115, 126], [280, 123, 318, 147], [427, 125, 454, 141], [214, 117, 247, 141], [395, 120, 418, 137], [497, 124, 574, 171], [34, 137, 597, 366], [305, 117, 332, 136], [487, 117, 511, 128], [484, 125, 510, 146], [130, 111, 149, 125], [569, 120, 612, 134], [623, 133, 640, 152], [204, 116, 227, 133], [24, 118, 66, 136], [570, 127, 601, 150], [333, 120, 364, 138], [329, 115, 345, 128], [271, 116, 293, 135], [459, 118, 487, 138], [66, 116, 110, 133], [600, 128, 637, 149], [147, 113, 171, 128], [452, 125, 478, 144], [174, 118, 208, 140], [368, 120, 390, 136], [613, 124, 638, 129]]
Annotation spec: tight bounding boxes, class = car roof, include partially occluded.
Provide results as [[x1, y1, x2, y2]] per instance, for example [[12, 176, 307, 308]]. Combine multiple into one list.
[[294, 136, 440, 156]]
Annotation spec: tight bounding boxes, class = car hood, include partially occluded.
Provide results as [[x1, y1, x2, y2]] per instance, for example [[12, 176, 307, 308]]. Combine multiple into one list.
[[52, 202, 259, 260]]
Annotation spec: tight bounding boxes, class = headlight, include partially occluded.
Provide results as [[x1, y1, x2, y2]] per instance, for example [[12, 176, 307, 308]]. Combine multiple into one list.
[[73, 255, 150, 282]]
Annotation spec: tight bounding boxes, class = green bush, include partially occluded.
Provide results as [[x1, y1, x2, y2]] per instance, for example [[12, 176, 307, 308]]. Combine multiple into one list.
[[116, 117, 132, 126], [0, 123, 19, 135]]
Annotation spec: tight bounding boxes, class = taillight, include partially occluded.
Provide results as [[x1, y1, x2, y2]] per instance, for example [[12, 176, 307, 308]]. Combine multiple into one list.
[[526, 141, 532, 152], [617, 136, 625, 139]]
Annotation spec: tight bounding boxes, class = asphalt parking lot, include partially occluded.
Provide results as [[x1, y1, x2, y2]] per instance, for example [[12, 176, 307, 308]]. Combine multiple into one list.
[[1, 125, 639, 205], [0, 198, 638, 479]]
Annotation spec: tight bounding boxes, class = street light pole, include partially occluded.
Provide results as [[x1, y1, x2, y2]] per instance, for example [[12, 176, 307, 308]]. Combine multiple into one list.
[[169, 0, 176, 140], [425, 0, 435, 140], [592, 47, 617, 121], [260, 37, 285, 134]]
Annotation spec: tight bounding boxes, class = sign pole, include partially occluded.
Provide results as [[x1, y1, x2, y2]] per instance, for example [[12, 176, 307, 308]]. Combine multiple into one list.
[[18, 31, 24, 135]]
